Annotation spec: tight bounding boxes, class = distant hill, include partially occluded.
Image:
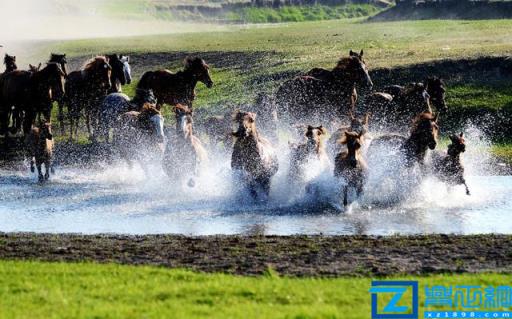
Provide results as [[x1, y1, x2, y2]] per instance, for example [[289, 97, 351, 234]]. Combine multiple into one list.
[[370, 0, 512, 21]]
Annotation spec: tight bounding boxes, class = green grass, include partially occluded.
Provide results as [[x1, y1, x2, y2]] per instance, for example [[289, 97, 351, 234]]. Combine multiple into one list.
[[0, 260, 510, 319]]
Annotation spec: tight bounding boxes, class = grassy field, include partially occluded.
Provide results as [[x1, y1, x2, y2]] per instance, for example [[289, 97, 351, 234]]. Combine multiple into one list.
[[23, 18, 512, 160], [0, 260, 510, 319]]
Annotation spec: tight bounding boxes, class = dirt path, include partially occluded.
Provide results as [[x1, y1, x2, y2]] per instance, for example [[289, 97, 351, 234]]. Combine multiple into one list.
[[1, 233, 511, 276]]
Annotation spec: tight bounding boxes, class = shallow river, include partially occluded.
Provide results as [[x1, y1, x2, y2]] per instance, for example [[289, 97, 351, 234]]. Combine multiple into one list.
[[1, 151, 511, 236]]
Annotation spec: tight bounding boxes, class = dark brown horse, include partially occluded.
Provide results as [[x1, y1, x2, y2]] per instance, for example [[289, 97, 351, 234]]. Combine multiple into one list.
[[288, 125, 328, 180], [334, 131, 367, 206], [0, 63, 65, 141], [364, 82, 431, 129], [432, 132, 470, 195], [231, 111, 279, 199], [162, 104, 207, 186], [113, 103, 165, 169], [3, 54, 17, 73], [65, 56, 112, 141], [26, 121, 54, 182], [137, 56, 213, 111], [368, 112, 440, 168], [275, 50, 373, 124]]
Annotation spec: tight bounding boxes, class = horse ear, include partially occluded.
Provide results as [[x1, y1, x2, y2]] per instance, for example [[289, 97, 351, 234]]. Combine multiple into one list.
[[460, 132, 464, 138], [359, 49, 364, 57], [249, 112, 257, 121], [317, 125, 326, 135], [349, 50, 355, 56]]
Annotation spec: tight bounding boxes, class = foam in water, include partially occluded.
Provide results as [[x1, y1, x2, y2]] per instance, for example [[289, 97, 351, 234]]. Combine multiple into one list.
[[0, 124, 511, 235]]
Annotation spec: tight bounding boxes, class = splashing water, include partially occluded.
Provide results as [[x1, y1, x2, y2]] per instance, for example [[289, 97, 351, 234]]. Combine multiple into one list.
[[0, 124, 511, 235]]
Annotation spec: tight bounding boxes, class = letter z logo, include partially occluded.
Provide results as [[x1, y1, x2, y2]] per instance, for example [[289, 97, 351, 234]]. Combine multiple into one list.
[[369, 281, 418, 319]]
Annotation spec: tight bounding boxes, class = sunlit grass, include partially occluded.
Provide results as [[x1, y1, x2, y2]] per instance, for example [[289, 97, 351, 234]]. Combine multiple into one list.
[[0, 260, 510, 319]]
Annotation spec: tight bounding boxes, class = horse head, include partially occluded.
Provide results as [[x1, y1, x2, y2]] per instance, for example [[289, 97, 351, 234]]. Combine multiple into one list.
[[140, 103, 164, 143], [29, 63, 42, 72], [50, 53, 68, 77], [232, 110, 257, 138], [404, 82, 432, 115], [448, 132, 466, 156], [84, 56, 112, 90], [426, 77, 447, 114], [349, 112, 370, 136], [411, 111, 439, 150], [4, 54, 17, 72], [184, 56, 213, 88], [305, 125, 327, 154], [107, 54, 127, 87], [339, 131, 364, 168], [174, 104, 193, 138], [338, 49, 373, 90]]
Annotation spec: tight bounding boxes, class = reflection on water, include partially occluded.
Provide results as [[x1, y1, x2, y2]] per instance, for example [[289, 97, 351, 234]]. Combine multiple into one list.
[[0, 125, 510, 235]]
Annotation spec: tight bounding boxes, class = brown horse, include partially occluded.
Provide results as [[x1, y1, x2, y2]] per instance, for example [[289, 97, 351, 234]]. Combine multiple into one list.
[[432, 132, 470, 195], [137, 56, 213, 111], [106, 54, 129, 94], [288, 125, 328, 180], [113, 103, 165, 169], [65, 56, 112, 141], [365, 82, 431, 129], [27, 122, 54, 182], [0, 63, 65, 141], [368, 112, 440, 168], [231, 111, 279, 199], [334, 131, 367, 206], [162, 104, 207, 186], [327, 112, 370, 159], [275, 50, 372, 124]]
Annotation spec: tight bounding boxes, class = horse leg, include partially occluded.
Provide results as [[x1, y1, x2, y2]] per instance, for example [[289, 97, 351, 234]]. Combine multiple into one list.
[[58, 100, 65, 136], [30, 158, 35, 173], [44, 160, 50, 180], [36, 161, 44, 183], [463, 180, 471, 196], [343, 185, 348, 207]]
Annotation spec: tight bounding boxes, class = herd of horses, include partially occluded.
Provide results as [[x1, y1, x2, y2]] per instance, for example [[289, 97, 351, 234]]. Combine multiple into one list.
[[0, 49, 469, 205]]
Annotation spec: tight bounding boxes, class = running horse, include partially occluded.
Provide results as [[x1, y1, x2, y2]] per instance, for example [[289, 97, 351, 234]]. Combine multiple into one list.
[[368, 111, 440, 168], [275, 50, 373, 124], [0, 62, 65, 143], [137, 56, 213, 111], [334, 131, 367, 206], [432, 132, 470, 195], [162, 104, 207, 187], [65, 56, 112, 141], [113, 103, 165, 170], [231, 110, 279, 199]]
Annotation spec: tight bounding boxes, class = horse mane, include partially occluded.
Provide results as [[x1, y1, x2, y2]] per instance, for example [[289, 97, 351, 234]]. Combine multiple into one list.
[[411, 112, 437, 133], [82, 56, 109, 72], [184, 57, 208, 70], [333, 56, 361, 71]]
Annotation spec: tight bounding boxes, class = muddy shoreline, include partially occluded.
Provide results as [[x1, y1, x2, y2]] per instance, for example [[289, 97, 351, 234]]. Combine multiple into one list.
[[1, 233, 511, 276]]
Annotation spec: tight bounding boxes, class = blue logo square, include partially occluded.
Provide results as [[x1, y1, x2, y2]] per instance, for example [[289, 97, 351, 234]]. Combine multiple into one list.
[[369, 281, 419, 319]]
